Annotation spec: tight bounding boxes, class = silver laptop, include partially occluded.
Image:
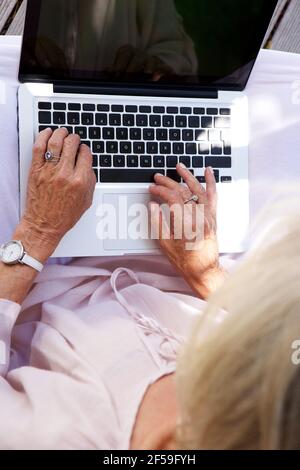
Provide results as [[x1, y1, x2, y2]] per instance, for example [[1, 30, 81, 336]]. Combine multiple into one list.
[[18, 0, 277, 257]]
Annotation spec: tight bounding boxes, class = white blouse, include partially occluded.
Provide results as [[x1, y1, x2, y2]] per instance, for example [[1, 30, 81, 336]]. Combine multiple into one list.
[[0, 256, 206, 449]]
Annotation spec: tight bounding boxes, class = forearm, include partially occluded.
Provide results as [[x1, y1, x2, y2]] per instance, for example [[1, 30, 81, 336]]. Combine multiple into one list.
[[0, 219, 57, 305]]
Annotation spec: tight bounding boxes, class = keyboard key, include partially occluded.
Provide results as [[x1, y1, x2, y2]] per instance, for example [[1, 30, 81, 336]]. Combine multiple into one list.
[[68, 103, 81, 111], [120, 142, 132, 153], [100, 169, 164, 183], [123, 114, 134, 126], [196, 176, 206, 184], [136, 115, 148, 127], [130, 128, 142, 140], [173, 143, 184, 154], [96, 114, 108, 126], [67, 113, 79, 125], [140, 156, 152, 167], [209, 129, 221, 141], [38, 111, 51, 124], [179, 156, 190, 167], [201, 117, 213, 128], [166, 107, 178, 114], [116, 128, 128, 140], [220, 108, 231, 116], [53, 103, 66, 110], [139, 106, 151, 113], [194, 107, 205, 115], [156, 129, 168, 141], [94, 168, 99, 181], [198, 142, 210, 154], [83, 104, 95, 111], [186, 143, 197, 155], [100, 155, 112, 167], [195, 129, 207, 141], [205, 157, 232, 168], [113, 155, 125, 167], [92, 155, 98, 167], [147, 142, 158, 154], [188, 116, 200, 128], [213, 170, 220, 183], [81, 140, 91, 148], [167, 170, 181, 183], [192, 156, 203, 168], [39, 125, 57, 132], [153, 106, 165, 113], [82, 113, 94, 125], [133, 142, 145, 154], [176, 116, 187, 128], [92, 141, 104, 153], [109, 114, 121, 126], [97, 104, 109, 112], [89, 127, 101, 140], [224, 143, 232, 155], [150, 115, 161, 127], [182, 130, 193, 141], [111, 105, 124, 112], [113, 155, 125, 168], [38, 102, 51, 110], [143, 129, 155, 140], [106, 141, 118, 153], [103, 128, 115, 139], [53, 112, 66, 125], [160, 143, 171, 154], [153, 156, 165, 168], [169, 129, 181, 141], [221, 176, 232, 183], [180, 107, 192, 114], [207, 108, 218, 115], [163, 116, 174, 127], [127, 155, 138, 167], [125, 105, 137, 113], [63, 126, 73, 134], [167, 156, 178, 168], [215, 117, 231, 129], [75, 127, 87, 139], [211, 142, 223, 155]]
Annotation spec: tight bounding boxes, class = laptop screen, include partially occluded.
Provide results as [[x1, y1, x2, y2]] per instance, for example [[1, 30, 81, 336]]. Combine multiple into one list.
[[19, 0, 278, 91]]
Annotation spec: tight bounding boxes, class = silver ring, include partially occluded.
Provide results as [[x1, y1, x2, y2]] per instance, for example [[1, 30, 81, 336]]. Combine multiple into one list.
[[184, 194, 199, 205], [44, 150, 61, 163]]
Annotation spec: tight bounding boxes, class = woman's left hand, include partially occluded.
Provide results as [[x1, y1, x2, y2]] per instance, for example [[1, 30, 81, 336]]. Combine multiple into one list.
[[149, 164, 226, 299]]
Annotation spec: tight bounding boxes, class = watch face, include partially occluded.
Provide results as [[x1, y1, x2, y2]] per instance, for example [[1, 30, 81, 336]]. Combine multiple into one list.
[[1, 241, 23, 264]]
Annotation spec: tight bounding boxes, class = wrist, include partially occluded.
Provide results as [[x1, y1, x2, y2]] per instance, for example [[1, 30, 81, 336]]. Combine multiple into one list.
[[13, 219, 59, 263]]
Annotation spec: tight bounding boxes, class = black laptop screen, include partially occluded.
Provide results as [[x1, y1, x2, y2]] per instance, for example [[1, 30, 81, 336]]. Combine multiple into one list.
[[19, 0, 277, 91]]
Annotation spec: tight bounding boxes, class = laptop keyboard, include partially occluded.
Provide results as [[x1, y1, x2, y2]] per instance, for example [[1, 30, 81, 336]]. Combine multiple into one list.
[[38, 101, 232, 184]]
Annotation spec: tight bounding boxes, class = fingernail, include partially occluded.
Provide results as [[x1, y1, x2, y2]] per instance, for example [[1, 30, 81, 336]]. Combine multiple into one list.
[[179, 163, 186, 169], [46, 127, 52, 132]]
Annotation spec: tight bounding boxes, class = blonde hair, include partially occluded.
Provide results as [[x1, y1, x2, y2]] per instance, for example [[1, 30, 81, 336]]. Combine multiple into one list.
[[176, 189, 300, 449]]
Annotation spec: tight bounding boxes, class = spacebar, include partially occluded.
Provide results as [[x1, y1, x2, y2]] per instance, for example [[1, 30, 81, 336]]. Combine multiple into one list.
[[100, 169, 165, 183]]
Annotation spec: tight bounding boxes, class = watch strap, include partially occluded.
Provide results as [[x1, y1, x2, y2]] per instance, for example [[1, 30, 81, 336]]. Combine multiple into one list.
[[21, 253, 44, 272]]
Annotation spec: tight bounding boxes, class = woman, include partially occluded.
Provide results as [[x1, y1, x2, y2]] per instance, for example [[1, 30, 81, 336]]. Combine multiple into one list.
[[0, 128, 299, 449]]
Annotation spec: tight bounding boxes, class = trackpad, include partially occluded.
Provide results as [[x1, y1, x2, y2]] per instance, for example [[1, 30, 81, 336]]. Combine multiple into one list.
[[102, 193, 158, 252]]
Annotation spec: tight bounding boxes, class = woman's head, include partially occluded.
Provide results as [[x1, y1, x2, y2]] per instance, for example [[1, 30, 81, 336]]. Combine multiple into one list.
[[176, 194, 300, 449]]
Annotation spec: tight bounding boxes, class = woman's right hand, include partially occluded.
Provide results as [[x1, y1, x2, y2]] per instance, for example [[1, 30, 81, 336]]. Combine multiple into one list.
[[17, 128, 96, 261]]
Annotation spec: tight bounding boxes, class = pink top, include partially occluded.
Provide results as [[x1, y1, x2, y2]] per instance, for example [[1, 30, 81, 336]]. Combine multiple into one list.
[[0, 256, 207, 449]]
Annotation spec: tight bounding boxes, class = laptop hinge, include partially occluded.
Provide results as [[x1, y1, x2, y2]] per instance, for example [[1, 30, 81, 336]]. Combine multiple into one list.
[[53, 84, 218, 100]]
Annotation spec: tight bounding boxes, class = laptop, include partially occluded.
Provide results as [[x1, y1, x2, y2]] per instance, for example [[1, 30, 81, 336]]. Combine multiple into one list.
[[18, 0, 278, 257]]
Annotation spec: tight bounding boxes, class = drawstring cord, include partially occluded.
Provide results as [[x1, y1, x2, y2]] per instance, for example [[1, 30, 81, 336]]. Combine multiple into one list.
[[110, 268, 184, 365]]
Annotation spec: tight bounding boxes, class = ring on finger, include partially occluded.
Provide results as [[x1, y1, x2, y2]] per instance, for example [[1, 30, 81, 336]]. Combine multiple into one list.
[[184, 194, 199, 205], [44, 150, 61, 163]]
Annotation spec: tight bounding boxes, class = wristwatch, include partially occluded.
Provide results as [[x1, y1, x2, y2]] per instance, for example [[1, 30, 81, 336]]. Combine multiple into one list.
[[0, 240, 43, 272]]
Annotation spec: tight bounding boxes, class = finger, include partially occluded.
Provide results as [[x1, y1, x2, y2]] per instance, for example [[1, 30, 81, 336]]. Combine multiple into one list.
[[46, 127, 69, 163], [32, 128, 53, 166], [176, 163, 206, 198], [59, 133, 81, 172], [154, 172, 191, 201], [74, 143, 94, 179], [149, 183, 182, 206], [205, 167, 217, 216]]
